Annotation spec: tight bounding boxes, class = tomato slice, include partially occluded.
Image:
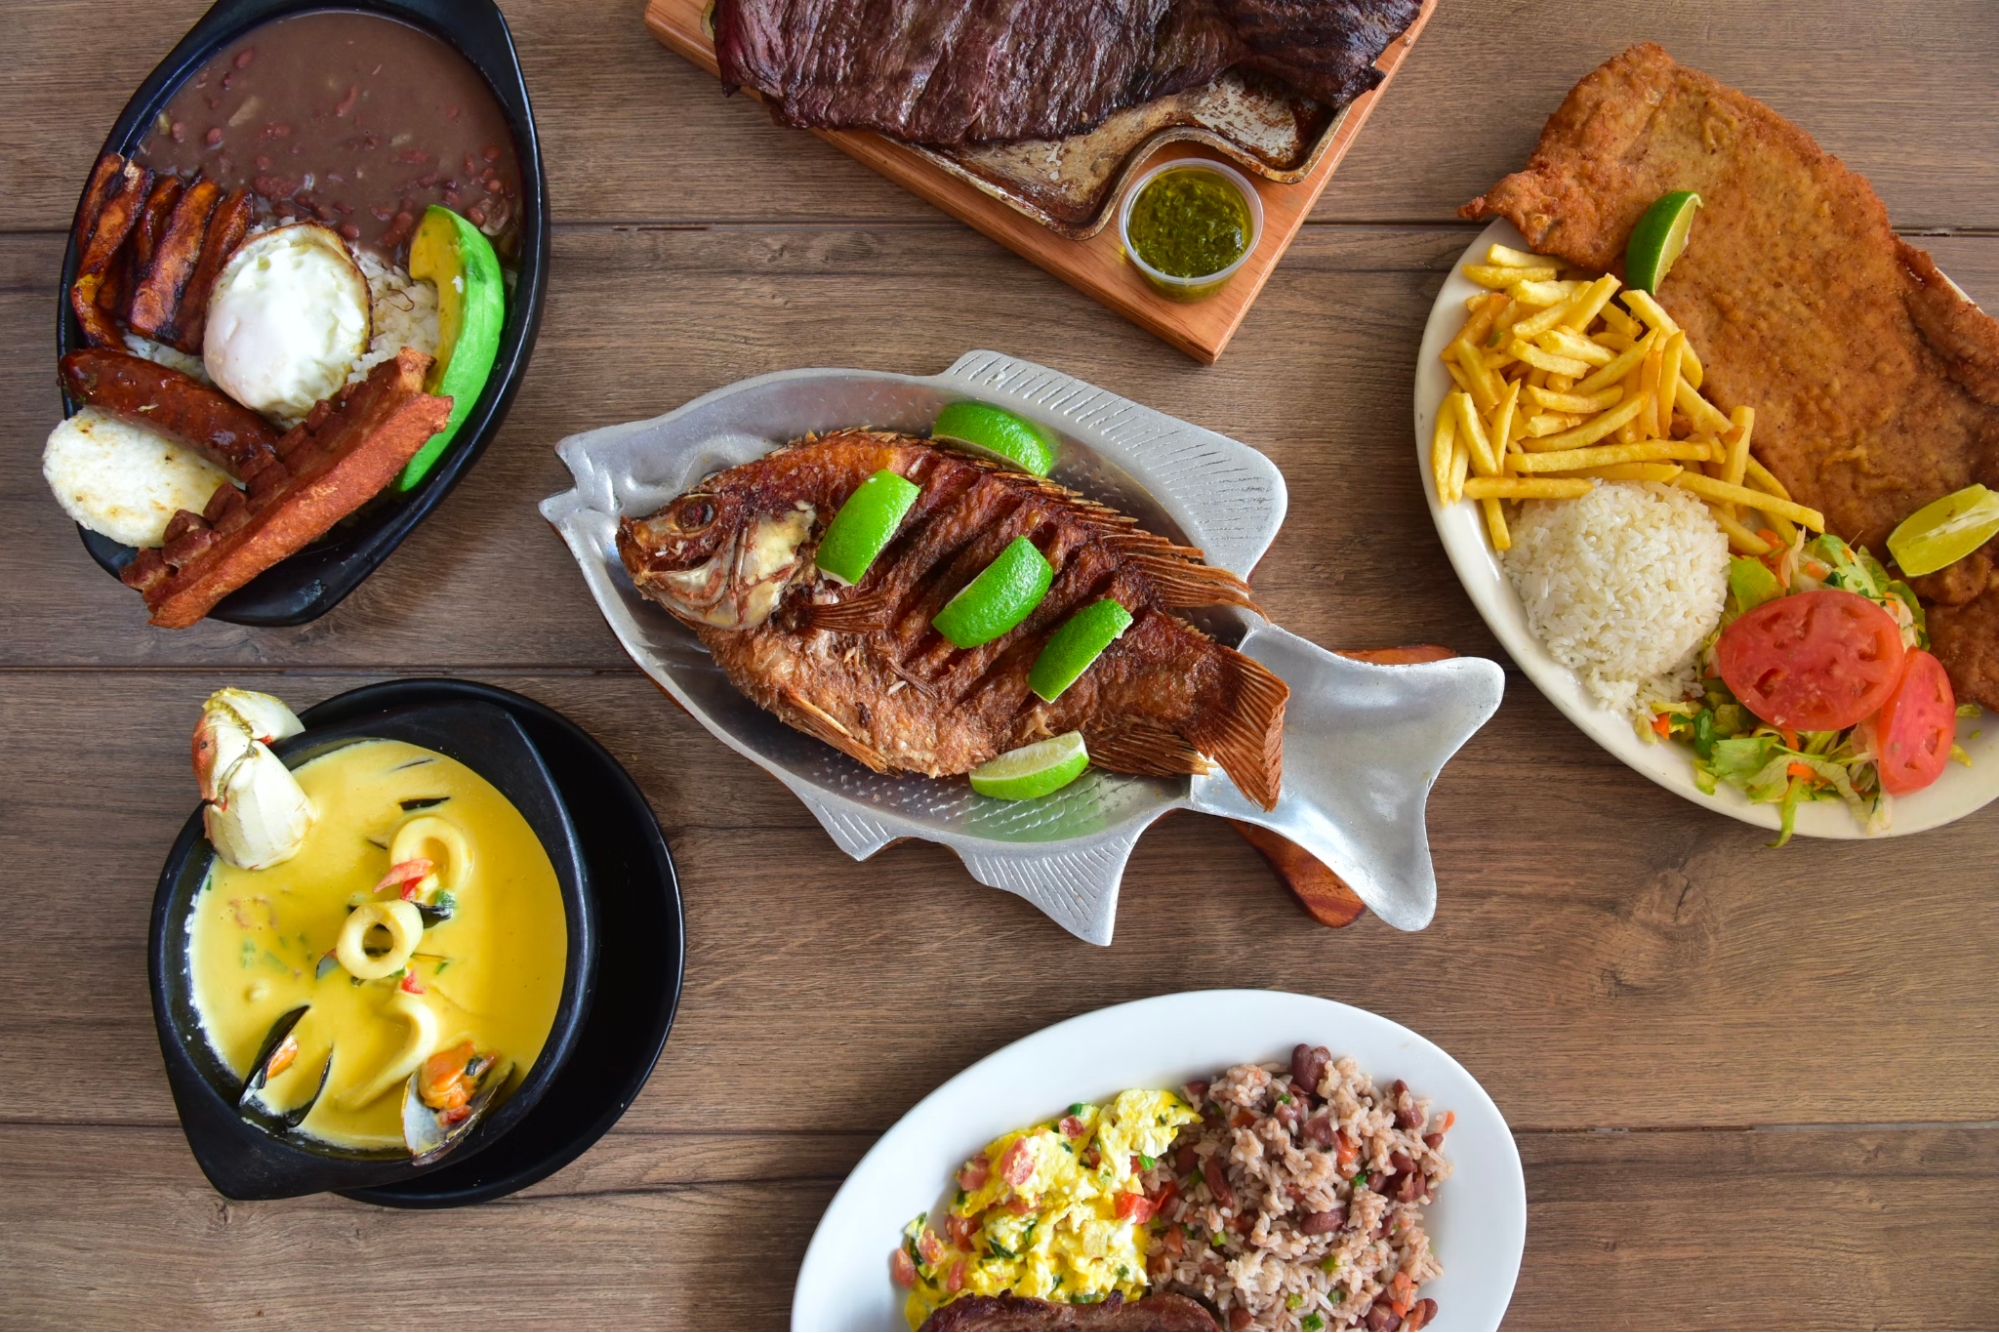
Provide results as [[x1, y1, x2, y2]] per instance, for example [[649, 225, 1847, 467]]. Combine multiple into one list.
[[1716, 589, 1906, 731], [1872, 649, 1956, 795]]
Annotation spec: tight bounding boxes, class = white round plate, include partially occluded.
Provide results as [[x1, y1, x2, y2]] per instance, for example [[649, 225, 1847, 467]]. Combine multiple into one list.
[[1417, 219, 1999, 838], [791, 990, 1525, 1332]]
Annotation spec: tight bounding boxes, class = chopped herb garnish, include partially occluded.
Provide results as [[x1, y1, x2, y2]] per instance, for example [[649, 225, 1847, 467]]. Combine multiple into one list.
[[955, 1189, 967, 1207], [1062, 1142, 1074, 1154], [1140, 1154, 1156, 1170], [1276, 1093, 1292, 1105], [1286, 1293, 1304, 1310], [987, 1240, 1016, 1260], [1352, 1168, 1368, 1187], [1302, 1315, 1325, 1331], [1068, 1103, 1088, 1116], [1210, 1233, 1227, 1249], [1321, 1255, 1343, 1274]]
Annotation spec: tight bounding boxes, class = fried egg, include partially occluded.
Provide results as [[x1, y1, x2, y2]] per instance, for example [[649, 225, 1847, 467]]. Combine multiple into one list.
[[43, 407, 234, 548], [901, 1088, 1199, 1329], [203, 223, 371, 425]]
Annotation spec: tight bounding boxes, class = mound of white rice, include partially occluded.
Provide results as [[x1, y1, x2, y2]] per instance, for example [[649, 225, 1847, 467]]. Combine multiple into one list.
[[1503, 481, 1729, 717]]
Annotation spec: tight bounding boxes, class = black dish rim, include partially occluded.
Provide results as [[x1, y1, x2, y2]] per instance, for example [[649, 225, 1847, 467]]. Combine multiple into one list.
[[56, 0, 551, 626], [321, 680, 683, 1207], [149, 697, 600, 1198]]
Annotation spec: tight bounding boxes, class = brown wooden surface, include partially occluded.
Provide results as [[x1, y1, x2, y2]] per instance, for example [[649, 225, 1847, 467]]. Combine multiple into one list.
[[3, 1, 1998, 1328], [642, 0, 1436, 364]]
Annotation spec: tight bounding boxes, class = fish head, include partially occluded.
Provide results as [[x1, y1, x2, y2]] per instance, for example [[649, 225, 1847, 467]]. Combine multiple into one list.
[[619, 483, 817, 630]]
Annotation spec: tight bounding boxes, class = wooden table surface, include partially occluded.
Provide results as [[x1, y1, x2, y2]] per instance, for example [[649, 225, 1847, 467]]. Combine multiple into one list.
[[4, 1, 1998, 1327]]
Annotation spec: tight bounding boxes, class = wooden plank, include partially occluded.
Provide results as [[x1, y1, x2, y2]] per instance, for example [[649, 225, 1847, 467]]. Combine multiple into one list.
[[8, 228, 1994, 666], [3, 2, 1997, 235], [6, 669, 1999, 1137], [3, 1121, 1995, 1328], [642, 0, 1435, 364]]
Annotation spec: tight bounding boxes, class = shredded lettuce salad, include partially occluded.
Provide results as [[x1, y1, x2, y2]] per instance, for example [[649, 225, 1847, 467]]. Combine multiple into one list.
[[1644, 530, 1975, 845]]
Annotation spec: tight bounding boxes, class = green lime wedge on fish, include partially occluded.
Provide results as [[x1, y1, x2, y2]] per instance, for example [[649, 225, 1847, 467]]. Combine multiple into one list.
[[970, 732, 1090, 800], [817, 469, 920, 584], [932, 401, 1059, 477], [932, 536, 1053, 648], [1029, 599, 1134, 702], [1888, 483, 1999, 576], [398, 205, 505, 491], [1625, 190, 1701, 293]]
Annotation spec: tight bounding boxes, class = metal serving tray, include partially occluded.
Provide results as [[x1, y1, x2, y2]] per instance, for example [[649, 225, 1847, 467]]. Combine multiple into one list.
[[541, 351, 1501, 943]]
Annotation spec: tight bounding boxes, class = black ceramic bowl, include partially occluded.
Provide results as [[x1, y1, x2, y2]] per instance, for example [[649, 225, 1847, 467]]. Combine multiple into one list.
[[150, 699, 597, 1199], [57, 0, 549, 626]]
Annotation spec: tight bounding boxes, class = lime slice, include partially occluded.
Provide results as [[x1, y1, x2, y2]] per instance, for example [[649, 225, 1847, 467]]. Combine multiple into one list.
[[1028, 599, 1134, 702], [970, 732, 1089, 800], [932, 402, 1059, 477], [932, 536, 1053, 648], [816, 470, 921, 584], [1888, 483, 1999, 577], [1625, 190, 1702, 293]]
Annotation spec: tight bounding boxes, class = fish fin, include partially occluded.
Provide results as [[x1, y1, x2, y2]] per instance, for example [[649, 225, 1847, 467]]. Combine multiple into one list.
[[1182, 646, 1288, 810], [806, 589, 896, 634], [1125, 550, 1262, 612], [1084, 720, 1212, 778], [778, 688, 891, 773]]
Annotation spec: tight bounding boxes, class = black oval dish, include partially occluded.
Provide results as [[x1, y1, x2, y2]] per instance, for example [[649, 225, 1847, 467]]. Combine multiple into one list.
[[58, 0, 549, 626], [151, 698, 597, 1200]]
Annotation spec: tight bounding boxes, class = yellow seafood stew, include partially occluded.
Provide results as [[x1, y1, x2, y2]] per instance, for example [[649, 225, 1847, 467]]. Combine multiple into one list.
[[190, 739, 567, 1153]]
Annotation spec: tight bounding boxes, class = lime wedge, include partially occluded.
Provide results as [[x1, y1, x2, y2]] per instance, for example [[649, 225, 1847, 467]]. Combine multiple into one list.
[[1888, 483, 1999, 576], [1625, 191, 1702, 293], [817, 469, 920, 585], [970, 732, 1089, 800], [932, 402, 1059, 477], [932, 536, 1053, 648], [1028, 599, 1134, 702]]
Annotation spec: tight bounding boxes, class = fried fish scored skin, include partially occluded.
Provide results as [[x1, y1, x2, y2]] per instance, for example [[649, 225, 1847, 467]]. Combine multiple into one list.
[[617, 430, 1288, 808], [1462, 42, 1999, 706]]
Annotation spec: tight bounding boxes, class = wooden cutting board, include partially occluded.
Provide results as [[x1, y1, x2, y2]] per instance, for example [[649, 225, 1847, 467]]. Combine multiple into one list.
[[643, 0, 1437, 364]]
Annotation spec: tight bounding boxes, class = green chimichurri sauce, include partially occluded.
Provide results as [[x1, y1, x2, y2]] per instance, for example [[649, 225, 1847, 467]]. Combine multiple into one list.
[[1127, 168, 1252, 279]]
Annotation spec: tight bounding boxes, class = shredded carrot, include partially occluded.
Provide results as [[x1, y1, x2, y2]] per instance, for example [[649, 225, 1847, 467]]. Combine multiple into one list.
[[1780, 728, 1800, 750], [1757, 528, 1782, 547], [1651, 713, 1672, 739], [1786, 762, 1823, 785]]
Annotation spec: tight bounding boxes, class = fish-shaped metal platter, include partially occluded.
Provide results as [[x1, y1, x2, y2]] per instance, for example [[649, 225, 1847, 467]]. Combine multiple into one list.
[[542, 351, 1501, 943]]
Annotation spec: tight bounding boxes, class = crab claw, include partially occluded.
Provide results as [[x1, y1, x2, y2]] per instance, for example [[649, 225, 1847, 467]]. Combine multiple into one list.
[[194, 688, 314, 870], [193, 689, 304, 801]]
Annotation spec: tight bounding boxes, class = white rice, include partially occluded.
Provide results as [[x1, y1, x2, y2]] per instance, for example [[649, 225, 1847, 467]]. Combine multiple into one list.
[[1502, 481, 1729, 717], [351, 247, 439, 386]]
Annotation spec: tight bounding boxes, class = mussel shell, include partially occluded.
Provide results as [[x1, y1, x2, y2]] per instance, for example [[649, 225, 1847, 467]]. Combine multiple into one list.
[[238, 1007, 332, 1135], [402, 1057, 514, 1166], [238, 1005, 309, 1107]]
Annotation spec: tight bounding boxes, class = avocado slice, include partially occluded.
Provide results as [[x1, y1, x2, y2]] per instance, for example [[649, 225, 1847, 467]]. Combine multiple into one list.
[[397, 206, 505, 491]]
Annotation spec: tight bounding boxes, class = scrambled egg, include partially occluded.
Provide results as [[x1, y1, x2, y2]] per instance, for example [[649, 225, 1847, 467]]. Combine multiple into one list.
[[902, 1088, 1200, 1330]]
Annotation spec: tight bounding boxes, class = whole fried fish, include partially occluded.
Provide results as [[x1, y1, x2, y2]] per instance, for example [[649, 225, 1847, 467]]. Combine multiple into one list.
[[616, 430, 1288, 807]]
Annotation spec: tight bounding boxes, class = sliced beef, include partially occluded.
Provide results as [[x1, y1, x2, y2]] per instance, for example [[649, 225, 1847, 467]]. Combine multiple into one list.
[[715, 0, 1420, 145]]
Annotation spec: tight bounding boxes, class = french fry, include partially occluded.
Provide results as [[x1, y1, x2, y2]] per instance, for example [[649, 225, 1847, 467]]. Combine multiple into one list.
[[1527, 384, 1625, 414], [1598, 327, 1636, 352], [1674, 378, 1734, 436], [1638, 337, 1664, 438], [1762, 511, 1800, 545], [1526, 366, 1550, 390], [1516, 439, 1713, 471], [1622, 288, 1679, 334], [1487, 243, 1556, 269], [1569, 462, 1684, 483], [1455, 388, 1501, 476], [1510, 278, 1586, 309], [1480, 498, 1511, 548], [1486, 378, 1521, 472], [1575, 330, 1656, 395], [1743, 455, 1790, 500], [1449, 335, 1500, 412], [1448, 439, 1471, 505], [1467, 263, 1556, 287], [1536, 327, 1616, 366], [1679, 339, 1704, 389], [1508, 340, 1592, 377], [1461, 292, 1506, 348], [1673, 472, 1824, 528], [1710, 506, 1775, 555], [1599, 302, 1641, 338], [1464, 476, 1594, 499], [1524, 411, 1585, 437], [1560, 273, 1622, 332], [1724, 406, 1755, 486], [1658, 331, 1685, 440], [1430, 394, 1460, 498], [1522, 395, 1648, 452], [1444, 358, 1473, 396]]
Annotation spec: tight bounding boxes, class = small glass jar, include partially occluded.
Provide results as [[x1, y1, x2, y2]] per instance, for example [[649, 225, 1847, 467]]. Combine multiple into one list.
[[1116, 158, 1265, 303]]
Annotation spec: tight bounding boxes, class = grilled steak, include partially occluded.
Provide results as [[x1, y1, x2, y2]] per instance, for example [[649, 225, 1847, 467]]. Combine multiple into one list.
[[617, 430, 1288, 808], [714, 0, 1422, 145], [920, 1292, 1220, 1331]]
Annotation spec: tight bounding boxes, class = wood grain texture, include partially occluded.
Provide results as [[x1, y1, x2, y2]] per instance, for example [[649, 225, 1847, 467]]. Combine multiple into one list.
[[6, 0, 1999, 1326]]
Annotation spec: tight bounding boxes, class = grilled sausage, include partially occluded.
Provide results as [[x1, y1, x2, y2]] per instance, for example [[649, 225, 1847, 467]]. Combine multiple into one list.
[[61, 348, 280, 478]]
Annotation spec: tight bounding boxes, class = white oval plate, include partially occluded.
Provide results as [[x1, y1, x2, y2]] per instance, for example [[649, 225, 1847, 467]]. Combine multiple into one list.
[[791, 990, 1525, 1332], [1416, 219, 1999, 838]]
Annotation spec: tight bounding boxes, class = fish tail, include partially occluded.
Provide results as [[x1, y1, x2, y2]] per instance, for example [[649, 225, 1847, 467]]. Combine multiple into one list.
[[1084, 719, 1212, 778], [1181, 645, 1288, 810]]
